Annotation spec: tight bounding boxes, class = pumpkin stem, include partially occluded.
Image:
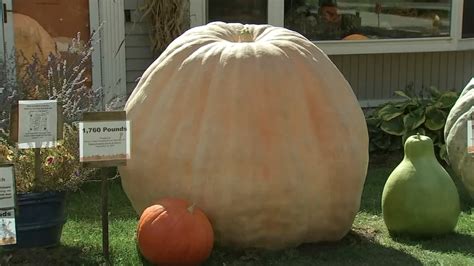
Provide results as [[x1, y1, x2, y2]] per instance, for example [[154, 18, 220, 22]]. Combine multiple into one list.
[[238, 26, 253, 42], [416, 133, 421, 139], [187, 203, 196, 213]]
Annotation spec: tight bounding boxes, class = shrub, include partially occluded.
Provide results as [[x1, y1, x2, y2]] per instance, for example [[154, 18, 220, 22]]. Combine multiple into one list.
[[367, 85, 459, 163]]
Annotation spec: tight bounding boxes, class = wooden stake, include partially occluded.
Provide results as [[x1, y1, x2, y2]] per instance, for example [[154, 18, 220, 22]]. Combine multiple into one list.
[[101, 168, 110, 264]]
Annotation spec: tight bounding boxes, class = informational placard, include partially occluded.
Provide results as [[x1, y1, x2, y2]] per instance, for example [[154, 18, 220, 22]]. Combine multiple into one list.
[[17, 100, 58, 149], [78, 111, 129, 260], [0, 165, 15, 209], [79, 111, 130, 167], [0, 209, 17, 245], [0, 165, 16, 246]]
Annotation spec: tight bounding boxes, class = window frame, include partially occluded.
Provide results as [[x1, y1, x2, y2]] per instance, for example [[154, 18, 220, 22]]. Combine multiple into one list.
[[190, 0, 474, 55]]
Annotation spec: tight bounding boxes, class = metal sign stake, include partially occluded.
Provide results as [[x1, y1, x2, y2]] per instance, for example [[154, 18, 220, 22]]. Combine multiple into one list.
[[80, 111, 128, 264], [101, 168, 110, 263]]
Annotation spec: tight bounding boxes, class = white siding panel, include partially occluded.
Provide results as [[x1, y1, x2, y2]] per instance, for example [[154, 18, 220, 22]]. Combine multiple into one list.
[[124, 0, 154, 94], [125, 34, 150, 47], [100, 0, 127, 104], [126, 58, 154, 71], [463, 51, 473, 84], [455, 52, 465, 90], [358, 55, 367, 100], [124, 0, 144, 10], [414, 53, 424, 93], [125, 23, 149, 34], [329, 51, 474, 107], [398, 53, 408, 91], [127, 71, 142, 84], [365, 55, 376, 100], [439, 52, 449, 90], [374, 54, 384, 100], [125, 47, 154, 59], [430, 52, 440, 88]]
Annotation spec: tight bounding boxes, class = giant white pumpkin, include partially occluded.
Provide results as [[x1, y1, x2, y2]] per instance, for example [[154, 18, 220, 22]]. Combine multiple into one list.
[[445, 78, 474, 198], [119, 22, 369, 249]]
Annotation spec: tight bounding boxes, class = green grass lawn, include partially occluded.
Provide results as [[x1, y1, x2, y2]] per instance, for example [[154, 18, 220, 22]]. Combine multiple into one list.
[[1, 161, 473, 265]]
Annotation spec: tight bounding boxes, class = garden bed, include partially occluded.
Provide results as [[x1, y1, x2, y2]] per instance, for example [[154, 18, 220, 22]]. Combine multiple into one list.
[[1, 162, 473, 265]]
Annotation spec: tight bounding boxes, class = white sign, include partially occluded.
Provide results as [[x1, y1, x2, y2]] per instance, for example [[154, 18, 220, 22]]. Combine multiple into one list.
[[468, 118, 473, 154], [18, 100, 58, 149], [79, 120, 131, 162], [0, 165, 16, 246], [0, 166, 15, 209], [0, 209, 17, 245]]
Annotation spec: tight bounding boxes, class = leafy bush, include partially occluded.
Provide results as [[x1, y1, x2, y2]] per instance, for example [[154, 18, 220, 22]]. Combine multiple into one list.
[[367, 85, 459, 162]]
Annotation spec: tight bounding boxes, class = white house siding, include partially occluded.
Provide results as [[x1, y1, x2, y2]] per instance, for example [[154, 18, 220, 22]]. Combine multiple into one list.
[[99, 0, 127, 104], [124, 0, 154, 95], [123, 0, 474, 106], [330, 51, 474, 107]]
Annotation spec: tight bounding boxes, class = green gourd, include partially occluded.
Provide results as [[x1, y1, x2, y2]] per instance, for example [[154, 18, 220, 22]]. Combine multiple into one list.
[[382, 134, 460, 236]]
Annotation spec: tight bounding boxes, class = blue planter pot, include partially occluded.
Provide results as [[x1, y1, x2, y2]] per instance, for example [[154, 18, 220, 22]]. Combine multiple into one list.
[[12, 191, 67, 249]]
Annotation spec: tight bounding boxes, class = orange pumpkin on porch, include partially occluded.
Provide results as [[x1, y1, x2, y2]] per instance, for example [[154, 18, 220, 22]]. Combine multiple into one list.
[[120, 22, 369, 249], [137, 198, 214, 265]]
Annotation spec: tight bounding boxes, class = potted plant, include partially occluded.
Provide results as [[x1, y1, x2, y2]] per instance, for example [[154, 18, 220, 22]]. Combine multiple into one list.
[[0, 124, 89, 248], [0, 31, 105, 248]]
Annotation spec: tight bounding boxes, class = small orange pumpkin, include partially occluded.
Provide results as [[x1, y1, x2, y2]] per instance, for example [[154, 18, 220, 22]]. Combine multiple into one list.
[[343, 34, 369, 40], [137, 198, 214, 265]]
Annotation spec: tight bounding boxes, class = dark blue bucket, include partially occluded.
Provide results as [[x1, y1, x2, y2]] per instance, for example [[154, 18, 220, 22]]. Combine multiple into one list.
[[13, 191, 67, 248]]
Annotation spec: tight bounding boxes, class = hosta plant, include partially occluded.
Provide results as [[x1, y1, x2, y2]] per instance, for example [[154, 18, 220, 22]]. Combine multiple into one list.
[[367, 85, 459, 162]]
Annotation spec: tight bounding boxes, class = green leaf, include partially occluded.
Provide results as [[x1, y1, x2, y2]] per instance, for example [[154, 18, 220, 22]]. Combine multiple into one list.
[[388, 136, 402, 151], [394, 100, 417, 110], [394, 90, 412, 100], [377, 104, 404, 121], [424, 129, 441, 143], [381, 116, 405, 136], [425, 106, 447, 131], [366, 117, 381, 128], [438, 144, 449, 164], [372, 135, 391, 150], [402, 108, 426, 131], [428, 86, 441, 98], [435, 91, 459, 109]]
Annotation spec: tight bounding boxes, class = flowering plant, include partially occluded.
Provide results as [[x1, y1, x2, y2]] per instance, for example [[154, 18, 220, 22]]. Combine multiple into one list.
[[0, 124, 88, 192], [0, 31, 111, 192]]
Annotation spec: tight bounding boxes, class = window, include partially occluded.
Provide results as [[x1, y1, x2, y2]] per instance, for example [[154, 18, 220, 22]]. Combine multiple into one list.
[[190, 0, 473, 54], [463, 0, 474, 38], [208, 0, 268, 24], [284, 0, 452, 41]]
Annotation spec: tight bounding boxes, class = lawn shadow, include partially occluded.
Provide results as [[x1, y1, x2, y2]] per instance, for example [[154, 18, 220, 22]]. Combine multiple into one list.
[[0, 244, 102, 265], [203, 229, 422, 266], [447, 167, 474, 211], [295, 229, 422, 265], [391, 232, 474, 257]]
